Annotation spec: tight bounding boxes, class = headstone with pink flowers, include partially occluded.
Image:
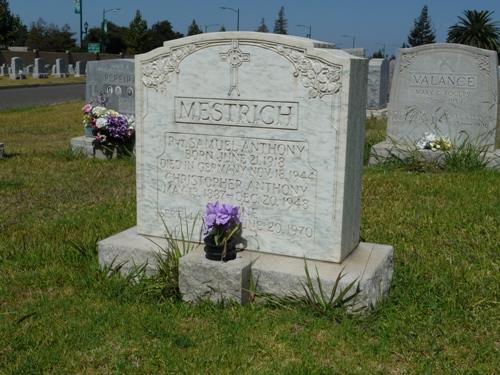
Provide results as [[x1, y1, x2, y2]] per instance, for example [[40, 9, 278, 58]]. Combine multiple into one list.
[[85, 59, 135, 117], [98, 32, 394, 309]]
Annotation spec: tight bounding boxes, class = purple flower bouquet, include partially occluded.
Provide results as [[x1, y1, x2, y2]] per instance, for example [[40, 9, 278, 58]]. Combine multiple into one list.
[[203, 201, 242, 261], [81, 103, 135, 157]]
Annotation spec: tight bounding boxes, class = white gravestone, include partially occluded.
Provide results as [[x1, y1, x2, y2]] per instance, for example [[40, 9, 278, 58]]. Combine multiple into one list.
[[99, 33, 394, 307], [33, 58, 48, 78], [54, 58, 67, 78], [367, 58, 390, 109], [85, 59, 135, 116], [75, 61, 85, 77], [136, 34, 369, 262], [387, 43, 498, 147], [9, 57, 25, 79], [0, 64, 6, 76]]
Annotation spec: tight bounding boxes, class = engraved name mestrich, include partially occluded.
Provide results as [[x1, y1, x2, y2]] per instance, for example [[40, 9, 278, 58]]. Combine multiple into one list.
[[175, 97, 298, 130]]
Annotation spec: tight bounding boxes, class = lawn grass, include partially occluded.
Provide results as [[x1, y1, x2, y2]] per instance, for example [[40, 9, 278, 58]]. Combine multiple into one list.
[[0, 76, 85, 87], [0, 104, 499, 373]]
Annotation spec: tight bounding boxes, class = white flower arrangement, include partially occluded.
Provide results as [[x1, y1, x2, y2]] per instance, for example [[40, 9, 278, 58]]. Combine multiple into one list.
[[416, 132, 452, 151]]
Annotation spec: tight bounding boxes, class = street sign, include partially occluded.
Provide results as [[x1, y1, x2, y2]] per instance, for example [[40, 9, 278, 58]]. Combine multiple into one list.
[[74, 0, 81, 14], [88, 43, 101, 54]]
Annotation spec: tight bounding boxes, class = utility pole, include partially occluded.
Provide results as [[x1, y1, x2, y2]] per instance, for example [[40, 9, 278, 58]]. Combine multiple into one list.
[[220, 7, 240, 31]]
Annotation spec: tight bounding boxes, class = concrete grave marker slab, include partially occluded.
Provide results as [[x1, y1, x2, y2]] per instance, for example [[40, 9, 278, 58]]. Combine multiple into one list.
[[75, 61, 85, 77], [387, 43, 498, 147], [98, 33, 394, 308], [9, 57, 25, 79], [54, 58, 67, 78], [367, 58, 390, 109], [33, 58, 49, 78], [85, 59, 135, 116]]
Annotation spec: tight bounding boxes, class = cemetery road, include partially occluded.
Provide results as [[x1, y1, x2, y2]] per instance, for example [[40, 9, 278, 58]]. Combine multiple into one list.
[[0, 84, 84, 110]]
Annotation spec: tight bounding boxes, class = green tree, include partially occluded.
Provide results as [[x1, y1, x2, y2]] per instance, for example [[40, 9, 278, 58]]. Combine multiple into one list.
[[10, 14, 27, 45], [447, 10, 500, 52], [26, 18, 76, 51], [372, 50, 384, 58], [219, 25, 226, 32], [273, 7, 287, 34], [257, 18, 269, 33], [187, 19, 202, 36], [103, 22, 127, 54], [126, 10, 148, 54], [0, 0, 27, 47], [147, 20, 183, 50], [407, 5, 436, 46]]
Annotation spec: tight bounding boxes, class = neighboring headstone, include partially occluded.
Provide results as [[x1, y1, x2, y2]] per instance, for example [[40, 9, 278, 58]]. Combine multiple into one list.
[[51, 64, 56, 75], [9, 57, 25, 79], [370, 43, 499, 166], [68, 64, 75, 75], [54, 58, 67, 78], [388, 43, 498, 147], [98, 32, 394, 309], [0, 64, 6, 76], [85, 59, 135, 116], [75, 61, 85, 77], [71, 59, 135, 158], [33, 58, 49, 78], [366, 58, 389, 109]]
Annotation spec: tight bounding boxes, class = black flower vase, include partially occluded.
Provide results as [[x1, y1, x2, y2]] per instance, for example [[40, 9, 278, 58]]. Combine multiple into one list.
[[204, 236, 237, 262]]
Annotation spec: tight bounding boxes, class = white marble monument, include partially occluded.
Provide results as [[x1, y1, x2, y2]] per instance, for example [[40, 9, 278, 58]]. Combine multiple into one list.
[[99, 32, 394, 308]]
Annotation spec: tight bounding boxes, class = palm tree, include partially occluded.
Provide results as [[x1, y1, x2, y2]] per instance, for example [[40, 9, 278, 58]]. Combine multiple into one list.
[[447, 10, 500, 52]]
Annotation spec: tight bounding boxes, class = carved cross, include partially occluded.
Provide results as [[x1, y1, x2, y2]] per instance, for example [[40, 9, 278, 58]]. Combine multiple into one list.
[[220, 40, 250, 96]]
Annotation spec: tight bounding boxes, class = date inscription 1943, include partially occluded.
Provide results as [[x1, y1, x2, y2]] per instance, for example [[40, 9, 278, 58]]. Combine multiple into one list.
[[157, 132, 318, 241]]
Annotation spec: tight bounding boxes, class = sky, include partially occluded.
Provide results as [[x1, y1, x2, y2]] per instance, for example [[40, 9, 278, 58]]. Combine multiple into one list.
[[8, 0, 500, 56]]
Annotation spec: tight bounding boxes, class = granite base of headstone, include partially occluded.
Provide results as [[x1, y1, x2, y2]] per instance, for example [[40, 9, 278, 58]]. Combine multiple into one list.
[[97, 32, 394, 311], [370, 44, 499, 167], [369, 140, 500, 170], [70, 136, 135, 160], [99, 227, 393, 309]]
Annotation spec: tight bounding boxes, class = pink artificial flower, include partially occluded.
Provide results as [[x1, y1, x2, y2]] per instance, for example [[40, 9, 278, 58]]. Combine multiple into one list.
[[82, 104, 92, 114]]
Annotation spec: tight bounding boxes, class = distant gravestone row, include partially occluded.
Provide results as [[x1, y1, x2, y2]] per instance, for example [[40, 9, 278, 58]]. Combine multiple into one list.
[[1, 57, 87, 80], [371, 43, 499, 164]]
